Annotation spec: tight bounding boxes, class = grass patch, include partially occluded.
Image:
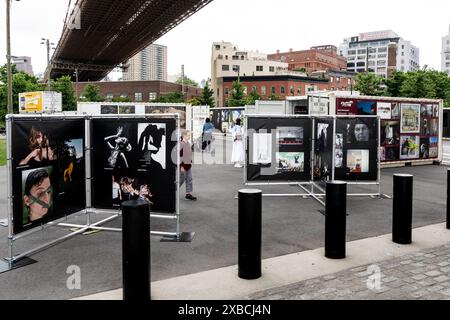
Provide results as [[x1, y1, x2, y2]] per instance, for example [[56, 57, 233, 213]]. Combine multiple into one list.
[[0, 139, 5, 166]]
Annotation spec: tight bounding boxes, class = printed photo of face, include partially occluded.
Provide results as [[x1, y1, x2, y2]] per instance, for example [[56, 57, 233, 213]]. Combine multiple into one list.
[[354, 123, 370, 142], [23, 169, 53, 222]]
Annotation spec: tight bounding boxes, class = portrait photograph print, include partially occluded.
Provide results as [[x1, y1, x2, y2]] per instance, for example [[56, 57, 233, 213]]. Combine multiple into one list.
[[137, 123, 166, 170], [401, 104, 420, 134], [352, 120, 370, 143], [22, 166, 53, 226]]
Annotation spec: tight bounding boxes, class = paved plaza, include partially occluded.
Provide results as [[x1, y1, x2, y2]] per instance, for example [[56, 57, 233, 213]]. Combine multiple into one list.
[[0, 137, 449, 299]]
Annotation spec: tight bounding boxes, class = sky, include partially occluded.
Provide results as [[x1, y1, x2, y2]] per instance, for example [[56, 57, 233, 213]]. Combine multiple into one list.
[[0, 0, 449, 85]]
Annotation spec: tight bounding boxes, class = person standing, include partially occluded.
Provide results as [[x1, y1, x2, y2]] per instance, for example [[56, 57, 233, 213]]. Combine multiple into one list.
[[231, 118, 244, 168], [202, 118, 215, 153], [180, 130, 197, 201]]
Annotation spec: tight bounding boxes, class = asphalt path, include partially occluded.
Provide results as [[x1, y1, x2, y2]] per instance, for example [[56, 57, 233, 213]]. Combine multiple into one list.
[[0, 137, 448, 299]]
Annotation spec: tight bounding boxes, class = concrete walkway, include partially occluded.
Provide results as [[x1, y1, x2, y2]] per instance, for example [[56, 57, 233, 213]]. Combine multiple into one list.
[[74, 222, 450, 300]]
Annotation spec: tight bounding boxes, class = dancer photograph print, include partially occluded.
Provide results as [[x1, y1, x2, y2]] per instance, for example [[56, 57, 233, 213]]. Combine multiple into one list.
[[105, 126, 132, 168]]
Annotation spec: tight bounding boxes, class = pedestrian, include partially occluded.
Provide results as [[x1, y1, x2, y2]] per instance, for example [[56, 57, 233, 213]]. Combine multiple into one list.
[[202, 118, 214, 153], [231, 118, 244, 168], [180, 130, 197, 201]]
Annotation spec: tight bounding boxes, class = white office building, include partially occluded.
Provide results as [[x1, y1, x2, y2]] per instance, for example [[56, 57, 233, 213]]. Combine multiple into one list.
[[339, 30, 420, 78], [123, 44, 167, 81], [211, 41, 289, 107], [442, 25, 450, 76]]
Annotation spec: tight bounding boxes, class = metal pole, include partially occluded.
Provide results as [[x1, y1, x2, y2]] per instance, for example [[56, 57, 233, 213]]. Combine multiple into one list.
[[6, 117, 14, 268], [377, 116, 381, 198], [122, 199, 150, 300], [85, 118, 92, 226], [332, 116, 336, 181], [325, 181, 347, 259], [6, 0, 13, 114], [176, 114, 180, 239], [447, 169, 450, 230], [238, 189, 262, 280], [392, 174, 413, 245]]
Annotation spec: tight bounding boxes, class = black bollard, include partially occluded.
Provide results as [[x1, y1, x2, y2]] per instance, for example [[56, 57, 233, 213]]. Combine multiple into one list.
[[122, 199, 150, 300], [392, 174, 413, 244], [325, 181, 347, 259], [447, 170, 450, 230], [238, 189, 262, 280]]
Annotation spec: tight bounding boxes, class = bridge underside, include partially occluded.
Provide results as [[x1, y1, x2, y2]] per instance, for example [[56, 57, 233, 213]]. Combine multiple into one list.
[[47, 0, 212, 81]]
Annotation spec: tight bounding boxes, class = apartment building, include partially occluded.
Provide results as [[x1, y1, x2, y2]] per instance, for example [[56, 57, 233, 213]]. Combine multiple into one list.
[[123, 44, 168, 81], [339, 30, 420, 78], [442, 25, 450, 76]]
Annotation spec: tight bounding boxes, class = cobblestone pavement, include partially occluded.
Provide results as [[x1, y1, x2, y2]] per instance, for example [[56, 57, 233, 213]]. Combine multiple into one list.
[[247, 244, 450, 300]]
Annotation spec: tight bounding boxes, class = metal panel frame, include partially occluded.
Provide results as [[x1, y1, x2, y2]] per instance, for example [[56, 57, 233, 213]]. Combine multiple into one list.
[[2, 113, 183, 270]]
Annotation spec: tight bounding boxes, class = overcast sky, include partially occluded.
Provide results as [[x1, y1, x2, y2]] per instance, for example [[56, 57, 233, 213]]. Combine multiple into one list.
[[0, 0, 449, 84]]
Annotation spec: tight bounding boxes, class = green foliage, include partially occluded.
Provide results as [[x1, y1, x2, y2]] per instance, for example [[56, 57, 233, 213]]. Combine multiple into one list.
[[384, 71, 406, 97], [268, 94, 282, 101], [293, 68, 306, 73], [80, 84, 105, 102], [0, 64, 43, 121], [51, 76, 77, 111], [176, 75, 199, 88], [187, 97, 202, 106], [354, 72, 385, 96], [245, 90, 261, 105], [153, 91, 184, 103], [384, 69, 450, 108], [227, 81, 246, 107], [199, 82, 214, 107], [112, 96, 131, 102]]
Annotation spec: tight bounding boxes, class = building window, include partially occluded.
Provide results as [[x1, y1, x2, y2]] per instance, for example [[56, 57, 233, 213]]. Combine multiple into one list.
[[378, 47, 387, 53], [261, 86, 266, 95], [225, 55, 228, 60], [269, 66, 275, 72], [297, 87, 301, 95], [135, 92, 143, 102], [232, 55, 239, 60], [280, 86, 285, 95], [106, 93, 113, 101], [357, 49, 366, 54], [348, 50, 356, 55], [243, 86, 248, 95], [330, 76, 334, 82], [149, 92, 157, 101], [215, 45, 220, 50], [217, 88, 219, 97], [225, 87, 229, 96], [252, 86, 257, 94], [378, 54, 387, 58], [222, 65, 229, 71], [120, 93, 128, 98], [271, 86, 276, 94], [290, 85, 294, 94], [356, 62, 365, 67], [377, 60, 386, 66], [256, 66, 263, 72]]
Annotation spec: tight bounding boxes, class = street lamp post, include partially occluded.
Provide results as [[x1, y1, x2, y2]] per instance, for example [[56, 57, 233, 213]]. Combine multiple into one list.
[[40, 38, 55, 90], [5, 0, 20, 115]]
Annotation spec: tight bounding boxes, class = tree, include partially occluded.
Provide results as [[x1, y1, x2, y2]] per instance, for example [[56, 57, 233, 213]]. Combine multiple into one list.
[[199, 82, 214, 107], [187, 97, 202, 106], [400, 70, 437, 99], [268, 93, 282, 101], [354, 72, 385, 96], [153, 91, 184, 103], [176, 75, 199, 88], [0, 64, 43, 121], [293, 68, 306, 73], [245, 90, 261, 105], [227, 81, 246, 107], [51, 76, 77, 111], [384, 71, 406, 97], [80, 84, 105, 102]]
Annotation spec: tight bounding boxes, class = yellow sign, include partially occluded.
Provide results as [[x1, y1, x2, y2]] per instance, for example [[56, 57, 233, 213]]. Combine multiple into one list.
[[19, 92, 43, 113]]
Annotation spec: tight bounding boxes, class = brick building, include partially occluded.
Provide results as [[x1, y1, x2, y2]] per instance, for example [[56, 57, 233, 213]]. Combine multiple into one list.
[[268, 45, 347, 75], [221, 75, 329, 107], [74, 80, 202, 102]]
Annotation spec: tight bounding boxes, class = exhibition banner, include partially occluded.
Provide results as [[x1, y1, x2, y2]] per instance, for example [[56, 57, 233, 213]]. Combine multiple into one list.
[[334, 117, 379, 181], [91, 118, 177, 213], [246, 117, 312, 182], [313, 118, 334, 181], [11, 118, 86, 234]]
